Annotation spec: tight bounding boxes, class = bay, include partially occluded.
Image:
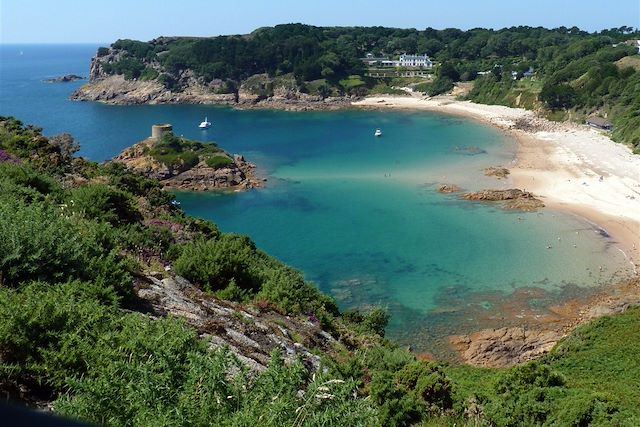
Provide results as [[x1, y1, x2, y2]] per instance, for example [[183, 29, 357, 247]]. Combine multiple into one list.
[[1, 45, 633, 352]]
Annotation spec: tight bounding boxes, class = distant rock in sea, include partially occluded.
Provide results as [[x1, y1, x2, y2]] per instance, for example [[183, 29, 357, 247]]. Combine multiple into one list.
[[45, 74, 85, 83]]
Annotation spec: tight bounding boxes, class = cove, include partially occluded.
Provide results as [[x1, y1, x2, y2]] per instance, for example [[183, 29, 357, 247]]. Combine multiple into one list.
[[1, 45, 633, 353], [173, 109, 633, 353]]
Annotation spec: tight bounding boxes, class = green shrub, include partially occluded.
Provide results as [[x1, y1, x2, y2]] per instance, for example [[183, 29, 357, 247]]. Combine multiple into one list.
[[69, 184, 141, 225], [139, 67, 159, 81], [173, 234, 261, 293], [205, 155, 234, 169], [0, 281, 118, 391], [0, 163, 62, 203], [0, 200, 132, 296], [173, 235, 338, 316], [342, 307, 390, 337]]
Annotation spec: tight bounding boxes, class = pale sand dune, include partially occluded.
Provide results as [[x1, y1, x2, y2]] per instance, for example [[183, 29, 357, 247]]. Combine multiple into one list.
[[353, 95, 640, 267]]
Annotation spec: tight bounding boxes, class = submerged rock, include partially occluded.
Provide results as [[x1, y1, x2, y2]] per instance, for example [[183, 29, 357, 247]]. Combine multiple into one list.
[[484, 166, 510, 179], [438, 184, 464, 193], [452, 145, 487, 156]]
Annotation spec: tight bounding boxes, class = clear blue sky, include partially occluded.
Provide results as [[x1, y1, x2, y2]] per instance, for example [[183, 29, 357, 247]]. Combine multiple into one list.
[[2, 0, 639, 43]]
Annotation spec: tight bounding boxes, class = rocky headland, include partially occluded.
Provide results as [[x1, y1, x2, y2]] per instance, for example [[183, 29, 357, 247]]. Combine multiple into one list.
[[113, 127, 263, 191], [71, 41, 353, 110], [136, 273, 334, 373]]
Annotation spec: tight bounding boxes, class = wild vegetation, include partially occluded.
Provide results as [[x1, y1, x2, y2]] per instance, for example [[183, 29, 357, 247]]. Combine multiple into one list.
[[1, 116, 639, 426]]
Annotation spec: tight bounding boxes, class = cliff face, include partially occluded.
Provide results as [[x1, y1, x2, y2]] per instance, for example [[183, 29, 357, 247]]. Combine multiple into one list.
[[72, 42, 352, 110]]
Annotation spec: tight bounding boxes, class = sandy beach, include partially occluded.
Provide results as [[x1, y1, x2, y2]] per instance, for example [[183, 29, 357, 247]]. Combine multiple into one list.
[[353, 95, 640, 269]]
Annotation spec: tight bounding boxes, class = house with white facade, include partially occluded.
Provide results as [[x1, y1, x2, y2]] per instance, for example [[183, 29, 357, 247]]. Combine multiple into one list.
[[397, 54, 433, 68]]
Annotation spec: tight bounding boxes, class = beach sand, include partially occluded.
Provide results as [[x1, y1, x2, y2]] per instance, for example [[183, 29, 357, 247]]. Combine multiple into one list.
[[353, 95, 640, 269]]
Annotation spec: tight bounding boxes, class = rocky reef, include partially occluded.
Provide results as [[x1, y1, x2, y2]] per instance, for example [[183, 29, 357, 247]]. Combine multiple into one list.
[[450, 327, 562, 368], [461, 188, 545, 211], [437, 184, 464, 193], [483, 166, 510, 179]]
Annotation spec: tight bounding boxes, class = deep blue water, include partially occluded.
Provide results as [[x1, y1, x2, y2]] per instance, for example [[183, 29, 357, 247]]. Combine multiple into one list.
[[1, 45, 633, 350]]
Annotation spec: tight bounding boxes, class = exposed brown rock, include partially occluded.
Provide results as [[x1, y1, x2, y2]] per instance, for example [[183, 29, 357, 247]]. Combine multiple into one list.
[[449, 327, 563, 368], [448, 277, 640, 368], [484, 166, 510, 179], [113, 138, 263, 191], [461, 188, 544, 211], [438, 184, 463, 193]]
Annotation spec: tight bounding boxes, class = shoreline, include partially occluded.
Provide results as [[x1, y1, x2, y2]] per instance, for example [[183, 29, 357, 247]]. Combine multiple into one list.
[[352, 95, 640, 269]]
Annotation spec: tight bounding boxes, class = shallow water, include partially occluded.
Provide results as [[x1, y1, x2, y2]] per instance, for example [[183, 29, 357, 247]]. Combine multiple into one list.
[[1, 45, 634, 350]]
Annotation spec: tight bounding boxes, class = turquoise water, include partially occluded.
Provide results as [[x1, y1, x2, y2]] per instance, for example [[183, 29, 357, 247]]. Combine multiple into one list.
[[1, 45, 634, 351]]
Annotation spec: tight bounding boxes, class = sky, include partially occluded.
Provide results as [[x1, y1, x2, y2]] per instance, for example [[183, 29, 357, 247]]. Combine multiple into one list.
[[1, 0, 639, 44]]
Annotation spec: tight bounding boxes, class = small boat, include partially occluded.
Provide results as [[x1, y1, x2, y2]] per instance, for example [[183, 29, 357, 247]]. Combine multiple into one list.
[[374, 128, 382, 137], [198, 117, 212, 129]]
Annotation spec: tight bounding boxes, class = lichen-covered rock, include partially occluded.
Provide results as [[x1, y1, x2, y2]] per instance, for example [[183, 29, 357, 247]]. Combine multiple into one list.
[[136, 274, 336, 374]]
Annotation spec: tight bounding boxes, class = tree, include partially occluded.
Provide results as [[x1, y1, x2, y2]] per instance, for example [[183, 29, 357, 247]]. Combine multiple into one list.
[[539, 83, 577, 110], [437, 62, 460, 81], [49, 133, 80, 160]]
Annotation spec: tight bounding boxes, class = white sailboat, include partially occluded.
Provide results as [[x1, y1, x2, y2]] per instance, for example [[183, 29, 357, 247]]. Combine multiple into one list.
[[198, 117, 212, 129], [374, 128, 382, 137]]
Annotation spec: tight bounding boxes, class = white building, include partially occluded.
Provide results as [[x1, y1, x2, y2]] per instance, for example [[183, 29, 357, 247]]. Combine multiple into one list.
[[397, 54, 433, 68]]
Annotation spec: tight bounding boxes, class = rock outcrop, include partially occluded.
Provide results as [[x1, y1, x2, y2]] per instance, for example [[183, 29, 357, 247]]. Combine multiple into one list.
[[45, 74, 85, 83], [71, 43, 353, 109], [449, 327, 563, 368], [136, 274, 336, 373], [461, 188, 544, 211], [113, 137, 263, 191]]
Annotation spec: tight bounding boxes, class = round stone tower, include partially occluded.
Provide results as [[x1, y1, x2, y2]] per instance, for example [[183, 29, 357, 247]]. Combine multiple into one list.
[[151, 124, 173, 140]]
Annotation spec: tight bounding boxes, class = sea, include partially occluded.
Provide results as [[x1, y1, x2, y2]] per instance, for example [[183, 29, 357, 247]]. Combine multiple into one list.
[[1, 44, 634, 354]]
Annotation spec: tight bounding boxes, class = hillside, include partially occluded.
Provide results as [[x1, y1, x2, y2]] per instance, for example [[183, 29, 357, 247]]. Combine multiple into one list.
[[72, 24, 640, 149], [1, 116, 640, 426]]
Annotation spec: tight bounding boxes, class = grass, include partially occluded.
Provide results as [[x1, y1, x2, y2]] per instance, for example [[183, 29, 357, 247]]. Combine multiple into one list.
[[149, 132, 223, 172], [545, 308, 640, 414], [205, 155, 234, 169], [368, 82, 407, 95]]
